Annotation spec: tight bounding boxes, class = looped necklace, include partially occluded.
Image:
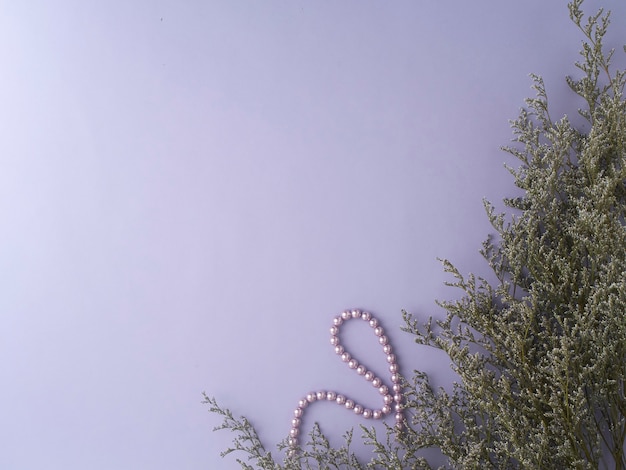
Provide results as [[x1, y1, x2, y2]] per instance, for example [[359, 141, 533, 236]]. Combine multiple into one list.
[[288, 309, 404, 452]]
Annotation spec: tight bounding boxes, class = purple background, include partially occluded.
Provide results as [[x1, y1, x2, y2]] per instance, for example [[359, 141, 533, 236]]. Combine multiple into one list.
[[1, 1, 624, 468]]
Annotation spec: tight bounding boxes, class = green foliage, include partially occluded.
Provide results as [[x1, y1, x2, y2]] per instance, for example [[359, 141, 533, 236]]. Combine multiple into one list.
[[206, 1, 626, 468]]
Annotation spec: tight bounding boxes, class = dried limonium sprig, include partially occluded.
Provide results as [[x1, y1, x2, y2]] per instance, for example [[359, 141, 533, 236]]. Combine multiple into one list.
[[206, 1, 626, 468]]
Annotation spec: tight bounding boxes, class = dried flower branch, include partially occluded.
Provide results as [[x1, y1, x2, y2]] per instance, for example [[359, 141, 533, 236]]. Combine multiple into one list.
[[206, 1, 626, 468]]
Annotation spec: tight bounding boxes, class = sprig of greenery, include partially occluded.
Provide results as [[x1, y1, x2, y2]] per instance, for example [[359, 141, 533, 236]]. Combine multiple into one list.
[[204, 393, 370, 469], [205, 1, 626, 468]]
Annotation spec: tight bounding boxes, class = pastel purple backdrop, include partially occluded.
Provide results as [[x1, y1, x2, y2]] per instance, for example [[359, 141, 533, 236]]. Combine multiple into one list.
[[1, 1, 624, 468]]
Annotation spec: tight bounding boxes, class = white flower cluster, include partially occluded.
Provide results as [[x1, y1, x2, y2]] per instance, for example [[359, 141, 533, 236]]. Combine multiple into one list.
[[206, 1, 626, 467]]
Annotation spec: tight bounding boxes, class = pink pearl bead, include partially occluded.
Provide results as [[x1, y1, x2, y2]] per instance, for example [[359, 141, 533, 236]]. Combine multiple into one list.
[[289, 310, 404, 441]]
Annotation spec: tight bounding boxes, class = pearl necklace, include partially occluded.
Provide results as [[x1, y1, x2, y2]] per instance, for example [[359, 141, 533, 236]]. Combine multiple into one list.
[[288, 309, 403, 452]]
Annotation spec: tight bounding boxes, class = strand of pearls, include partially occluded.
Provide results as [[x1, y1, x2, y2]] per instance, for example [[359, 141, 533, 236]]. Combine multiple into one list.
[[288, 309, 403, 453]]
